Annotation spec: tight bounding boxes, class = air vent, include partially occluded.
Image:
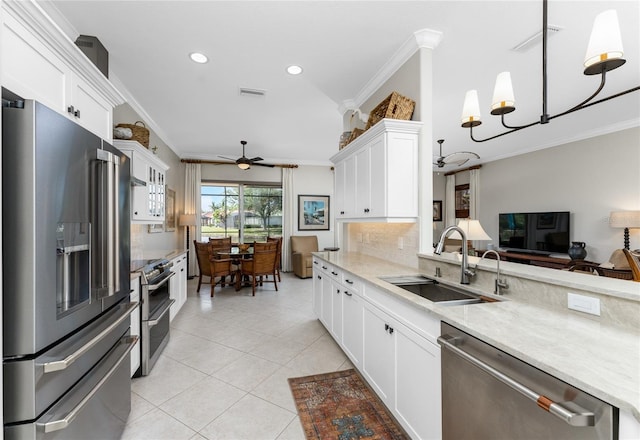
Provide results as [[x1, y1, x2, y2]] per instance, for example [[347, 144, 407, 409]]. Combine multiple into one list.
[[511, 25, 563, 52], [239, 87, 266, 97]]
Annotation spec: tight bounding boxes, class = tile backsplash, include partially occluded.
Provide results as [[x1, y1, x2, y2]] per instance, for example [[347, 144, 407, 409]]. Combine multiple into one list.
[[347, 222, 420, 268]]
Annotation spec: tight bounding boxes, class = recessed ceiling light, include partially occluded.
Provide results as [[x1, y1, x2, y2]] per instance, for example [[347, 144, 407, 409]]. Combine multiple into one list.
[[286, 65, 303, 75], [189, 52, 208, 64]]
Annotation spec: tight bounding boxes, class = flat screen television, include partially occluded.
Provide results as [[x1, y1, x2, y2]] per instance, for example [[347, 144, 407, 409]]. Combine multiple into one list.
[[498, 212, 570, 255]]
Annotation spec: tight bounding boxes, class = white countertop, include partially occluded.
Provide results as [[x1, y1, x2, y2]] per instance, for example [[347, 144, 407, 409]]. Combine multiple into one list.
[[313, 251, 640, 422]]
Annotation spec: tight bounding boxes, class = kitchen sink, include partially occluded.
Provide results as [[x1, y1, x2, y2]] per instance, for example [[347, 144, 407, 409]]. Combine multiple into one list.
[[379, 275, 498, 306]]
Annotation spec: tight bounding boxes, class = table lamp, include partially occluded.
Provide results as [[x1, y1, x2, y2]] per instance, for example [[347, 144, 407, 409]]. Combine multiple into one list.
[[609, 211, 640, 250], [179, 214, 197, 278], [453, 219, 492, 255]]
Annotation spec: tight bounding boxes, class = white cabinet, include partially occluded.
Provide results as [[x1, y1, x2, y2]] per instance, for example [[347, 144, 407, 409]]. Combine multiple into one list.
[[362, 298, 442, 440], [114, 140, 169, 224], [312, 258, 323, 317], [169, 253, 187, 322], [130, 276, 141, 377], [330, 119, 422, 220], [0, 3, 124, 140]]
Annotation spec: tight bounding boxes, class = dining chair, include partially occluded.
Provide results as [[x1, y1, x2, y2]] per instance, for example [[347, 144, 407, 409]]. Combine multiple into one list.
[[193, 241, 213, 293], [209, 255, 235, 297], [209, 237, 232, 258], [237, 248, 278, 296], [266, 236, 283, 281]]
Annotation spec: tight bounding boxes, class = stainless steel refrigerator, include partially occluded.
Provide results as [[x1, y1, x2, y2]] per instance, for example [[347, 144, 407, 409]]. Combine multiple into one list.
[[2, 99, 137, 439]]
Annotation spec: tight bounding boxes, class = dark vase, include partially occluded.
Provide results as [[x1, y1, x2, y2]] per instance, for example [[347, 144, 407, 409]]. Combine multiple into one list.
[[568, 241, 587, 260]]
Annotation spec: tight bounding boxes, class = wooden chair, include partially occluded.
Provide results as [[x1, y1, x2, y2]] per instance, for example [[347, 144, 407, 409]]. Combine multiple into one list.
[[194, 240, 234, 294], [209, 255, 235, 297], [209, 237, 232, 258], [237, 249, 278, 296], [623, 249, 640, 282], [266, 236, 283, 281]]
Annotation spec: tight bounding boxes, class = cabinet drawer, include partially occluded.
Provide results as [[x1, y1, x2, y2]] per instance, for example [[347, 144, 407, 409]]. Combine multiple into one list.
[[364, 284, 440, 344], [341, 271, 362, 294]]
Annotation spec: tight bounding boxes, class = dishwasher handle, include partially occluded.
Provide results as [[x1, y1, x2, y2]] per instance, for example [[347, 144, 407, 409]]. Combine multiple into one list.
[[437, 334, 595, 427]]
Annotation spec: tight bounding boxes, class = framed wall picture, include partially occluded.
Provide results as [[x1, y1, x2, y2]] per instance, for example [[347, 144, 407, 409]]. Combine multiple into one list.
[[165, 188, 176, 232], [298, 195, 330, 231], [455, 183, 470, 218], [433, 200, 443, 221]]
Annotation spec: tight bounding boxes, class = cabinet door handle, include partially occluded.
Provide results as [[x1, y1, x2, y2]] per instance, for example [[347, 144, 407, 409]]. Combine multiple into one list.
[[340, 211, 345, 215], [313, 261, 318, 265], [389, 327, 394, 334], [336, 289, 340, 294], [384, 323, 389, 331], [74, 109, 80, 118], [344, 291, 352, 297], [67, 105, 74, 114], [331, 271, 338, 276], [317, 275, 322, 280], [322, 266, 328, 270], [345, 279, 353, 285], [364, 208, 370, 213]]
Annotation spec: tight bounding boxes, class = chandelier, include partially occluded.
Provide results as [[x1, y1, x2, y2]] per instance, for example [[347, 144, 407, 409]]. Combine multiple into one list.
[[460, 0, 640, 143]]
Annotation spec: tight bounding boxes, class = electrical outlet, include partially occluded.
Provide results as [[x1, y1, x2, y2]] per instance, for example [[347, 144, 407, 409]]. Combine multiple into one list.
[[398, 237, 403, 249], [567, 292, 601, 316]]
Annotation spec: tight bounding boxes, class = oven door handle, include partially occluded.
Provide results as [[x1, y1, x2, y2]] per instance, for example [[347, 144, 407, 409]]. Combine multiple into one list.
[[147, 299, 175, 327], [437, 334, 595, 427], [36, 335, 138, 433], [41, 302, 138, 373], [148, 271, 175, 290]]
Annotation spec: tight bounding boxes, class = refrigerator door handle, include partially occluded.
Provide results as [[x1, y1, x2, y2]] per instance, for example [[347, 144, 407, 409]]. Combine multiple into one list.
[[41, 302, 138, 373], [95, 149, 120, 298], [36, 335, 138, 433]]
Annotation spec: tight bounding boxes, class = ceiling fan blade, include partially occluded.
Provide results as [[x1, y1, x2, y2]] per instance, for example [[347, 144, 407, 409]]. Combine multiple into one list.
[[253, 162, 275, 168], [443, 151, 480, 166], [249, 156, 264, 162], [218, 155, 237, 161]]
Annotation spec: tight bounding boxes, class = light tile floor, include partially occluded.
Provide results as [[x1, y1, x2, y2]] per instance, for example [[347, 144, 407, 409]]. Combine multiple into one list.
[[122, 273, 351, 440]]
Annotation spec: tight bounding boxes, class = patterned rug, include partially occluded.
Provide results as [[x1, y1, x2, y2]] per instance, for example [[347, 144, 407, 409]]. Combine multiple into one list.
[[288, 369, 409, 440]]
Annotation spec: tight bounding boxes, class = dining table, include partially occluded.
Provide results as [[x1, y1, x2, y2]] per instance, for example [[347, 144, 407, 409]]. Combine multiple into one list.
[[216, 247, 254, 291]]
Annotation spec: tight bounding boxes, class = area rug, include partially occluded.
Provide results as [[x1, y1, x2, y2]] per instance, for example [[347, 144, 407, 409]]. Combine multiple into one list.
[[288, 369, 409, 440]]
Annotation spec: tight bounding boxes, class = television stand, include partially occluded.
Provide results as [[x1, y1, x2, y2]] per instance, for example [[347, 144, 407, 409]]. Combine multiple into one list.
[[476, 250, 574, 269]]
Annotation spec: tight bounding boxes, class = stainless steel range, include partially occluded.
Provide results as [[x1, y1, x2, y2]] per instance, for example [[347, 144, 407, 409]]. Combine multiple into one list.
[[136, 259, 175, 376], [2, 99, 137, 439]]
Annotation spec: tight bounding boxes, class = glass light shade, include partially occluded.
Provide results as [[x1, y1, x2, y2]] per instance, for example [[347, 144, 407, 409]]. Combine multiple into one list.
[[609, 211, 640, 228], [179, 214, 197, 226], [461, 90, 482, 127], [237, 162, 250, 170], [189, 52, 208, 64], [584, 10, 625, 74], [491, 72, 516, 115]]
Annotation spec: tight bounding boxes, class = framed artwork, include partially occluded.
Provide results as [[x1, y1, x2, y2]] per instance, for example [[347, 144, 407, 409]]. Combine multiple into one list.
[[455, 184, 470, 219], [165, 188, 176, 232], [298, 195, 330, 231], [433, 200, 443, 221]]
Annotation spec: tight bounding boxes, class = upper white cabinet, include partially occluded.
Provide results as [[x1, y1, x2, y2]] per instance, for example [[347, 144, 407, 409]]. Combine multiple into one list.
[[0, 1, 124, 140], [330, 119, 422, 220], [114, 140, 169, 224]]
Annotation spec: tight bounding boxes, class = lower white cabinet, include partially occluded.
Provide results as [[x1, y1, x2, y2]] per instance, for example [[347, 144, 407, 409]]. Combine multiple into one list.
[[312, 257, 441, 439], [130, 276, 141, 377], [169, 253, 187, 322]]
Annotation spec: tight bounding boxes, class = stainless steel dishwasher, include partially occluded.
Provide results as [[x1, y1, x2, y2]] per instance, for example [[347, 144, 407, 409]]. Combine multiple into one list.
[[438, 323, 616, 439]]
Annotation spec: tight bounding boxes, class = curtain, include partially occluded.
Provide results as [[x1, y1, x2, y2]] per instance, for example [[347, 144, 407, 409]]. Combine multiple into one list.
[[445, 174, 456, 227], [184, 163, 201, 277], [281, 167, 295, 272], [469, 168, 479, 220]]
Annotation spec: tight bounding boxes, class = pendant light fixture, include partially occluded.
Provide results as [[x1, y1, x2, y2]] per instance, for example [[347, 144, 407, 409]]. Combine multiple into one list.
[[461, 0, 639, 143]]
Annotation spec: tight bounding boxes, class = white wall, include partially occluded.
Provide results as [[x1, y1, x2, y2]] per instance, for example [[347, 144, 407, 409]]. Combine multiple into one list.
[[478, 127, 640, 263], [292, 165, 335, 250]]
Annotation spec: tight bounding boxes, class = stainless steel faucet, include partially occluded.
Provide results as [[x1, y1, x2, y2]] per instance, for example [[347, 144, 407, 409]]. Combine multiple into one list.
[[477, 249, 509, 295], [434, 225, 475, 284]]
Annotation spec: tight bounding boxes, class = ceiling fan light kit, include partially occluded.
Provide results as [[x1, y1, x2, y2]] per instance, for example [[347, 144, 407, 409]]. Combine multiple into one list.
[[217, 140, 276, 169], [461, 0, 639, 143]]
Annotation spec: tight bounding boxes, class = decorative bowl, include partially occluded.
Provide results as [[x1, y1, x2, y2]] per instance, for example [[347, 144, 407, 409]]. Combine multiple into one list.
[[238, 243, 250, 252]]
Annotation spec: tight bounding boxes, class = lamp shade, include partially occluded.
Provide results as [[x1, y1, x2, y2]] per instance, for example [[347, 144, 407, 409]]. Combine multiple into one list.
[[491, 72, 516, 115], [584, 9, 625, 74], [451, 219, 492, 241], [461, 90, 482, 127], [179, 214, 197, 227], [609, 211, 640, 228]]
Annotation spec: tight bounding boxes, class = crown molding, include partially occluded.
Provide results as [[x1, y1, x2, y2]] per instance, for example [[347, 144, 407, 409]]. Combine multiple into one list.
[[3, 0, 125, 107], [341, 28, 443, 113]]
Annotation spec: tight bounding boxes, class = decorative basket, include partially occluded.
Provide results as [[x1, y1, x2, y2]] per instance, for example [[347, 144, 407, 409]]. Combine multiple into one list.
[[344, 128, 364, 147], [365, 91, 415, 130], [115, 121, 149, 147], [599, 267, 633, 280]]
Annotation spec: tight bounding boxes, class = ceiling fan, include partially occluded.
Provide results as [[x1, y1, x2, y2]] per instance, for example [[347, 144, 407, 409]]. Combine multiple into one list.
[[218, 140, 275, 169], [433, 139, 480, 168]]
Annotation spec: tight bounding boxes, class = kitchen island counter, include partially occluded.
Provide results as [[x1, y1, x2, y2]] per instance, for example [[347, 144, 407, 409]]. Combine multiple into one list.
[[313, 250, 640, 423]]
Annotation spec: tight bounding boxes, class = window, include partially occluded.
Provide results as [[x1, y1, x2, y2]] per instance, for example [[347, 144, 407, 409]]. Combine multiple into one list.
[[201, 183, 282, 243]]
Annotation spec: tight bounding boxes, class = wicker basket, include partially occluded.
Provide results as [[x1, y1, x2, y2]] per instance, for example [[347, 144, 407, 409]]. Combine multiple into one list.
[[116, 121, 149, 147], [344, 128, 364, 147], [365, 92, 415, 130], [599, 267, 633, 280]]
